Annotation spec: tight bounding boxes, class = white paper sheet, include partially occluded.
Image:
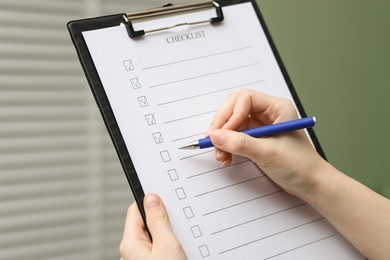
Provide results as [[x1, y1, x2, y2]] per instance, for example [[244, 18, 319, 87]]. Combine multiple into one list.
[[82, 2, 364, 259]]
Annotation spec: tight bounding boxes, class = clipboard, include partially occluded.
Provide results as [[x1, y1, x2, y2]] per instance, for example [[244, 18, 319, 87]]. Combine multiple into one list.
[[67, 1, 364, 259]]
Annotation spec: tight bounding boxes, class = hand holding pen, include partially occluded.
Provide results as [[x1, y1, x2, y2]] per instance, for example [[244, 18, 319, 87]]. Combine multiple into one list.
[[189, 89, 324, 196]]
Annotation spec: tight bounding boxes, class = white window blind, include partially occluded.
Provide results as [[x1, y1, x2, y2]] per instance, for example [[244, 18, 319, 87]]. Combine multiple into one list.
[[0, 0, 187, 259]]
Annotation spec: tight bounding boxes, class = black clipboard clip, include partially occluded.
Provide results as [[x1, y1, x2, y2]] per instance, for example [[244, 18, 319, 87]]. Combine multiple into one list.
[[123, 0, 224, 38]]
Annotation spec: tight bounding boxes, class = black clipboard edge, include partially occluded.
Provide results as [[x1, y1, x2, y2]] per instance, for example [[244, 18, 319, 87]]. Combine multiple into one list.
[[221, 0, 326, 159], [67, 15, 148, 222]]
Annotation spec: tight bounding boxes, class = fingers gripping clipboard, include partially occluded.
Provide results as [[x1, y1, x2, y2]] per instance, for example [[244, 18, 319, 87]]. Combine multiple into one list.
[[68, 1, 364, 259]]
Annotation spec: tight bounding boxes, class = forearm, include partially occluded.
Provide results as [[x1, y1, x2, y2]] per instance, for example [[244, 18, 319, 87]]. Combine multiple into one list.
[[301, 160, 390, 260]]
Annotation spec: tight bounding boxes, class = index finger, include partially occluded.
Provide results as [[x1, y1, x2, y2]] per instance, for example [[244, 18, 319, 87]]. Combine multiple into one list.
[[209, 89, 276, 133], [225, 89, 275, 130], [206, 92, 238, 136]]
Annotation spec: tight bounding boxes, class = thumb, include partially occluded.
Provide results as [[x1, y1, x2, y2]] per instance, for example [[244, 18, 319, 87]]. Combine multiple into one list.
[[210, 129, 263, 160], [144, 193, 177, 245]]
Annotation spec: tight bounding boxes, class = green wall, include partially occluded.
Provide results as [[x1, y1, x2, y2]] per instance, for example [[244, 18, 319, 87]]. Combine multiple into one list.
[[257, 0, 390, 197]]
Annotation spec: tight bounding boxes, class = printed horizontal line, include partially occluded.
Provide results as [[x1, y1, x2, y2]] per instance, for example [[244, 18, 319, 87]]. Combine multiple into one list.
[[195, 176, 265, 197], [171, 132, 205, 143], [202, 190, 283, 216], [218, 217, 326, 255], [142, 46, 252, 70], [156, 79, 265, 106], [164, 110, 217, 124], [180, 150, 213, 160], [263, 234, 335, 260], [187, 160, 251, 179], [149, 63, 259, 88], [210, 202, 307, 235]]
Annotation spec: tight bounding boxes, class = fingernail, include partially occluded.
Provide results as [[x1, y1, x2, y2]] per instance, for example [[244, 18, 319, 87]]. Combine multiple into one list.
[[144, 193, 161, 210], [221, 160, 229, 167]]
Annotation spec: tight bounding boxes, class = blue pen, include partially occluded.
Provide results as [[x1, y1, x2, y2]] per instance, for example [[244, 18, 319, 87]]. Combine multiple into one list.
[[179, 116, 316, 150]]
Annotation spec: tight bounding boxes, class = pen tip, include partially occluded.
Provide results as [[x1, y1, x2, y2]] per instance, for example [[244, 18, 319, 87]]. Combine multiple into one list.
[[178, 144, 191, 150], [178, 141, 199, 150]]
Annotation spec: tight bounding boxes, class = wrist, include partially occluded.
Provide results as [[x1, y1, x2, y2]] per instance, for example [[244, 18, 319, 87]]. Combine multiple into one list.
[[298, 157, 342, 208], [285, 152, 331, 202]]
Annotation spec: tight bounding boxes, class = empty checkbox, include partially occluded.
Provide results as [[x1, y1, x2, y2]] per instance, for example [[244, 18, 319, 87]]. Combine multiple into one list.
[[160, 150, 171, 162], [199, 245, 210, 258], [191, 225, 202, 238], [175, 187, 187, 200], [168, 169, 179, 181], [183, 206, 194, 219]]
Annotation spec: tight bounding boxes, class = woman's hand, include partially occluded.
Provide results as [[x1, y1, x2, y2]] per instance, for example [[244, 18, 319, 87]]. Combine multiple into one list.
[[119, 193, 187, 260], [207, 89, 326, 198]]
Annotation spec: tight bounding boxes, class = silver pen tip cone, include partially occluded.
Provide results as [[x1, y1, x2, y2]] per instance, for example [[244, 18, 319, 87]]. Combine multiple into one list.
[[179, 141, 199, 149]]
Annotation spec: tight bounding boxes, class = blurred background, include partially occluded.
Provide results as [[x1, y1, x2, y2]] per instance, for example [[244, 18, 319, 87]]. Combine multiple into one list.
[[0, 0, 388, 259]]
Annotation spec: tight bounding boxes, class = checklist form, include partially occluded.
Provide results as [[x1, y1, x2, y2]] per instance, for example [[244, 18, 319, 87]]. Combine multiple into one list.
[[73, 2, 365, 259]]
